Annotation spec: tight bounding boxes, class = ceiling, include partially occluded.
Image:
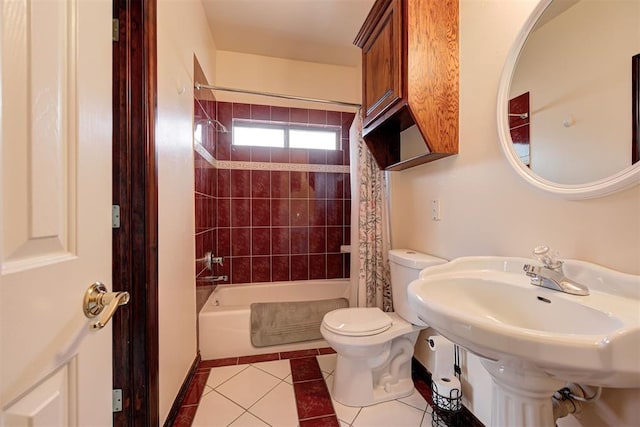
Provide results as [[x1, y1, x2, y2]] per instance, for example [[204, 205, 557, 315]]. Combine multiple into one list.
[[201, 0, 375, 67]]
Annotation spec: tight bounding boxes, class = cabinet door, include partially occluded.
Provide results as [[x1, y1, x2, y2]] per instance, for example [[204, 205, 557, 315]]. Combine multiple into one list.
[[361, 0, 403, 127]]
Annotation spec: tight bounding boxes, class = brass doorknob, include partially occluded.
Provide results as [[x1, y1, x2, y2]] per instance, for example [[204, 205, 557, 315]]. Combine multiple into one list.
[[83, 282, 130, 330]]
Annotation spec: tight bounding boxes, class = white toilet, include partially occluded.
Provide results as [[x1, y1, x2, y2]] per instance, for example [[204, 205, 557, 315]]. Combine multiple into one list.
[[320, 249, 446, 407]]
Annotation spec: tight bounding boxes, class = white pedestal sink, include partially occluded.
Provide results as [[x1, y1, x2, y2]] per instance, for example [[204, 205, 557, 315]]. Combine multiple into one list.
[[407, 257, 640, 427]]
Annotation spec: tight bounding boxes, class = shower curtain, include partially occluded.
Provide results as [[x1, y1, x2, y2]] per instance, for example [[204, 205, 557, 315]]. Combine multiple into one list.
[[350, 110, 393, 312]]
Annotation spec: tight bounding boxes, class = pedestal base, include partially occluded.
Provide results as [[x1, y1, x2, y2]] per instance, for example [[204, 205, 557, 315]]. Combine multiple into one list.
[[481, 358, 565, 427]]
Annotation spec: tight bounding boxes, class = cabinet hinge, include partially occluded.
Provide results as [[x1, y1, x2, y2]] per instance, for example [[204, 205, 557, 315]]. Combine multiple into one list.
[[112, 18, 120, 42], [113, 389, 123, 412], [112, 205, 121, 228]]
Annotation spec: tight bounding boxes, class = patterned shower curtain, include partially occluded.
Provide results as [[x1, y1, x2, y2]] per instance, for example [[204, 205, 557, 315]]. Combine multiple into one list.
[[350, 110, 393, 312]]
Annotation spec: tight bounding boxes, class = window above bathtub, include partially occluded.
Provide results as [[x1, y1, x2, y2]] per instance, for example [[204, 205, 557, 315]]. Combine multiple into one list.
[[232, 119, 340, 150]]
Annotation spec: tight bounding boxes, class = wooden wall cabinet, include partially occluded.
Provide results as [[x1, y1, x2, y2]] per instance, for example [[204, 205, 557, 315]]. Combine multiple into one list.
[[355, 0, 459, 171]]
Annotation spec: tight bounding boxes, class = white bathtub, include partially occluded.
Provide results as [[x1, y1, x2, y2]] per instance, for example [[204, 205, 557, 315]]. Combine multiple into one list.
[[199, 279, 351, 360]]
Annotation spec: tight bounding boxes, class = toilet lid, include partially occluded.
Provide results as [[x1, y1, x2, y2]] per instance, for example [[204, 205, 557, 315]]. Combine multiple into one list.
[[322, 308, 393, 336]]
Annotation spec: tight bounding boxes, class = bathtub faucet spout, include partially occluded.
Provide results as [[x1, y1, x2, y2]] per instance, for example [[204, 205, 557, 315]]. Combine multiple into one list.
[[197, 275, 228, 283]]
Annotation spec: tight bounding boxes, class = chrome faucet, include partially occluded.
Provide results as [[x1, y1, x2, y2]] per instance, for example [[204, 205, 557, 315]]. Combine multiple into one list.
[[523, 246, 589, 296]]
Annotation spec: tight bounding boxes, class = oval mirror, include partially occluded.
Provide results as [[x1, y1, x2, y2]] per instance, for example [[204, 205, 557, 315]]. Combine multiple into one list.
[[497, 0, 640, 199]]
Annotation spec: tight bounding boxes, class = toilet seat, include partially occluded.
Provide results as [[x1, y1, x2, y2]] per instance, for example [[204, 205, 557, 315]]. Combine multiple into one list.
[[322, 308, 393, 337]]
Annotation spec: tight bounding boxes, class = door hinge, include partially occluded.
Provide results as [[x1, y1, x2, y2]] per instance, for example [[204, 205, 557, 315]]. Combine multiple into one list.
[[112, 18, 120, 42], [113, 389, 123, 412], [112, 205, 121, 228]]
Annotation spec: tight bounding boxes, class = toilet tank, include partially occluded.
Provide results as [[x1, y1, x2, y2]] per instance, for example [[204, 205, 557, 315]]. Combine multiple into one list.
[[389, 249, 447, 326]]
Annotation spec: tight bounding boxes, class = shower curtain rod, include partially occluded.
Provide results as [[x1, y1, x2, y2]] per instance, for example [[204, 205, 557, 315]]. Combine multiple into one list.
[[194, 83, 361, 109]]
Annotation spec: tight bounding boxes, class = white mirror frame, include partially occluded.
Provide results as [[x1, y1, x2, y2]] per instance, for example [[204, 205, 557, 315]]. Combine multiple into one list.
[[497, 0, 640, 200]]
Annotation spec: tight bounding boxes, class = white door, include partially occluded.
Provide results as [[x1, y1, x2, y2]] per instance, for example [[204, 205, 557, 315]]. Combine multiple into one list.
[[1, 0, 114, 425]]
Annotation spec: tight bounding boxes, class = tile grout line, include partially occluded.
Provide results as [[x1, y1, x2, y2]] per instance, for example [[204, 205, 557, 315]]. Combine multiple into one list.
[[213, 366, 283, 413], [250, 363, 291, 382], [242, 375, 286, 426], [205, 364, 250, 391], [298, 414, 342, 423], [347, 407, 363, 427]]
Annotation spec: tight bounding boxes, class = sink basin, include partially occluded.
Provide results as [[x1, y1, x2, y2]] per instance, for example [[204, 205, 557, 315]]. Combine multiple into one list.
[[408, 256, 640, 388]]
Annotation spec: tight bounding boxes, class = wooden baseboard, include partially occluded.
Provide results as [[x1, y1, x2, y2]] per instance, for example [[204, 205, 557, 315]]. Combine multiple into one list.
[[411, 358, 485, 427], [163, 352, 201, 427]]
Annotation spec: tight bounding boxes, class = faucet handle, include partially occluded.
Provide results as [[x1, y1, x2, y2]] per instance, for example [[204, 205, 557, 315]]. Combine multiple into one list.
[[532, 245, 562, 270]]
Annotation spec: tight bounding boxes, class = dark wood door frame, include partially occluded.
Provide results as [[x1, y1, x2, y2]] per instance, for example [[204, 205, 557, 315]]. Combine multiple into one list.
[[633, 53, 639, 164], [112, 0, 159, 425]]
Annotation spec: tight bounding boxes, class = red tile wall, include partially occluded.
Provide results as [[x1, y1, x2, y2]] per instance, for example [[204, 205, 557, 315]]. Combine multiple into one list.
[[212, 101, 355, 284], [194, 98, 217, 282], [508, 92, 530, 145]]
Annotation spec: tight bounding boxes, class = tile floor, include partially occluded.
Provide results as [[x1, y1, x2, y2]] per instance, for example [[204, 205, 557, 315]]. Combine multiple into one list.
[[321, 354, 435, 427], [172, 348, 440, 427]]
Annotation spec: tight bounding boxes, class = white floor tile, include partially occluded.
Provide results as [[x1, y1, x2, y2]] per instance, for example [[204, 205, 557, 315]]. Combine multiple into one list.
[[252, 359, 292, 380], [325, 373, 333, 388], [352, 400, 425, 427], [283, 373, 293, 384], [420, 411, 432, 427], [192, 390, 245, 427], [207, 364, 249, 389], [216, 366, 281, 409], [229, 411, 270, 427], [334, 401, 362, 426], [324, 373, 334, 393], [316, 353, 337, 374], [339, 421, 350, 427], [398, 389, 428, 411], [201, 385, 214, 398], [249, 382, 299, 427]]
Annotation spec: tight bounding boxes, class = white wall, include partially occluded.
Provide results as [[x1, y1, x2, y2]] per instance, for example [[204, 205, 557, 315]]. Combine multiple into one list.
[[214, 50, 361, 111], [392, 0, 640, 425], [157, 0, 217, 423]]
